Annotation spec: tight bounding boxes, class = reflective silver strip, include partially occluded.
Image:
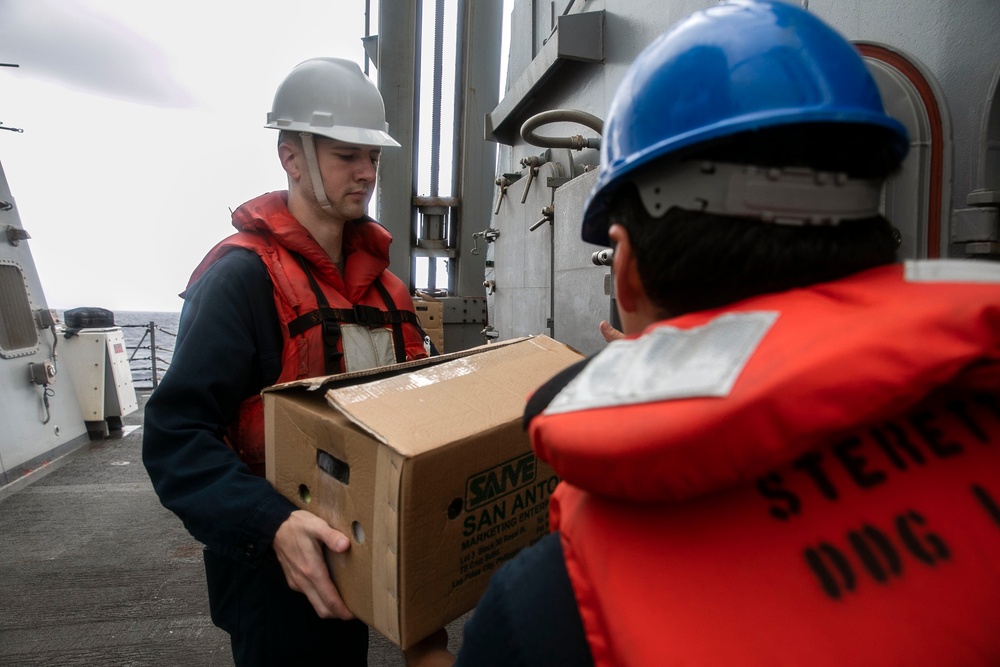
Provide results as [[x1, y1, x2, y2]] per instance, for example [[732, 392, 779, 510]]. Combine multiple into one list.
[[544, 311, 779, 415], [904, 259, 1000, 283], [342, 324, 396, 372]]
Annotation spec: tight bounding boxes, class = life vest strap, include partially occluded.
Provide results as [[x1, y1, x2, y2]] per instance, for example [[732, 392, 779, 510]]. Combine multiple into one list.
[[287, 304, 418, 338], [290, 254, 417, 371]]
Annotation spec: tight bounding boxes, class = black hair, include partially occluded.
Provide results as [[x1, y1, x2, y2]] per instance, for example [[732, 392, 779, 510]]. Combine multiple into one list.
[[609, 123, 902, 317]]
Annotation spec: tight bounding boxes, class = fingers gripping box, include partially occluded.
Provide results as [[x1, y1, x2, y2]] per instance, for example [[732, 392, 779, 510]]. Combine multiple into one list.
[[263, 336, 583, 648]]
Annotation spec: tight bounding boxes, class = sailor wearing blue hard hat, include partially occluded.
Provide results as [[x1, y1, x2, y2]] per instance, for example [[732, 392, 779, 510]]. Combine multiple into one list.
[[583, 0, 909, 247], [402, 3, 1000, 666]]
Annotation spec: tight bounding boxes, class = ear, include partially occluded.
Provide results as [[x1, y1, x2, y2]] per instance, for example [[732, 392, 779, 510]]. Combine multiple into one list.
[[278, 141, 302, 181], [608, 223, 643, 315]]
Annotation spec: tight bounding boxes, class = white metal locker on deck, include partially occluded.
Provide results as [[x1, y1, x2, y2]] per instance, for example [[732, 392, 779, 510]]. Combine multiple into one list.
[[61, 328, 138, 439]]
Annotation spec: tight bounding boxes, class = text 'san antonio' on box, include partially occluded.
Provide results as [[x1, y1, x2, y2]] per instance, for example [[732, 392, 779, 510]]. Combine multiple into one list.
[[263, 335, 583, 648]]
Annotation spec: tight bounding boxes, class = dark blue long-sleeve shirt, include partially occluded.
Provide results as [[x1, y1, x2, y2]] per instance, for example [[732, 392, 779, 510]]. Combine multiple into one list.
[[142, 249, 295, 562]]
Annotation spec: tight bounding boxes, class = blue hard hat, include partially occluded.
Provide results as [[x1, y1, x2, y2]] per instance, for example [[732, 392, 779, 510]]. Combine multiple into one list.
[[581, 0, 910, 246]]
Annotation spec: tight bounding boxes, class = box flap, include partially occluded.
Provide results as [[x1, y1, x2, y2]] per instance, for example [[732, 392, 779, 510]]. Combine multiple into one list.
[[263, 336, 532, 394], [414, 290, 441, 302], [325, 336, 581, 456]]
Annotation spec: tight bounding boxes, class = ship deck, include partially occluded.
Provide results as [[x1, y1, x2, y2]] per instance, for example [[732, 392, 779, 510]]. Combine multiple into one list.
[[0, 391, 465, 666]]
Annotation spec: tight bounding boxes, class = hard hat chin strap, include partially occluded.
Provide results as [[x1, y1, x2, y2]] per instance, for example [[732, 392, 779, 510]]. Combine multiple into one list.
[[299, 132, 334, 214], [633, 161, 883, 225]]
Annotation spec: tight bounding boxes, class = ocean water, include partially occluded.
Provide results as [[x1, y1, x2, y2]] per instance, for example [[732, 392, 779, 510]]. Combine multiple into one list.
[[59, 310, 181, 389], [117, 310, 181, 388]]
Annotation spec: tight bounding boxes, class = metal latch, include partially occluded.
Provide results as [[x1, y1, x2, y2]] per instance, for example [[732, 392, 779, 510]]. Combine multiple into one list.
[[529, 206, 554, 232], [471, 228, 500, 255], [519, 156, 545, 203], [494, 176, 511, 214]]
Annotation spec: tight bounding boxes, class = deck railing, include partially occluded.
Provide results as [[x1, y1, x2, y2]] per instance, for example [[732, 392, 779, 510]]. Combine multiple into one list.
[[121, 321, 176, 390]]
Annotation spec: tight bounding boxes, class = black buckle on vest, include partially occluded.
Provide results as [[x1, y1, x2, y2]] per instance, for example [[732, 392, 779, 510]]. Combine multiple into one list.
[[352, 304, 383, 326], [320, 315, 341, 347]]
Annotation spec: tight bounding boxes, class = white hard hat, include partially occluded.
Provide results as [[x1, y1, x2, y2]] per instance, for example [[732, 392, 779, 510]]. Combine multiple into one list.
[[265, 57, 400, 148]]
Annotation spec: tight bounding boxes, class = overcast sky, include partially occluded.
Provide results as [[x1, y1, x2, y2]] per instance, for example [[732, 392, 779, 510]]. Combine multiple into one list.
[[1, 0, 483, 313]]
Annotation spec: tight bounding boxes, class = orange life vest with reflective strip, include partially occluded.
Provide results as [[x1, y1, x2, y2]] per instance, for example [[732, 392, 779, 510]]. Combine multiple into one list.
[[530, 261, 1000, 666], [188, 191, 427, 474]]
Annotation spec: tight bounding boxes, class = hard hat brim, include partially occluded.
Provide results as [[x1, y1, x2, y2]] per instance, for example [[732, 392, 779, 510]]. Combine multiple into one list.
[[265, 121, 401, 148]]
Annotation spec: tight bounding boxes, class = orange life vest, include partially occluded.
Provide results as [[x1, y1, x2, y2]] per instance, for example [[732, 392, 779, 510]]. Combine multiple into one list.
[[187, 191, 427, 474], [530, 260, 1000, 666]]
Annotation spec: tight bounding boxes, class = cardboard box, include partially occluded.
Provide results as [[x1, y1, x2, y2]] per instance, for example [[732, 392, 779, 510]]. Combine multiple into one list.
[[412, 293, 445, 353], [263, 336, 583, 648]]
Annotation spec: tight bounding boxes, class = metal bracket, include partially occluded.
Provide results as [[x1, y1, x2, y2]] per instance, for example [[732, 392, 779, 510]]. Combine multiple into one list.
[[967, 189, 1000, 206], [34, 308, 57, 329], [485, 11, 606, 144], [952, 207, 999, 242], [964, 241, 1000, 257], [471, 228, 500, 255], [28, 360, 56, 386], [6, 225, 30, 246]]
